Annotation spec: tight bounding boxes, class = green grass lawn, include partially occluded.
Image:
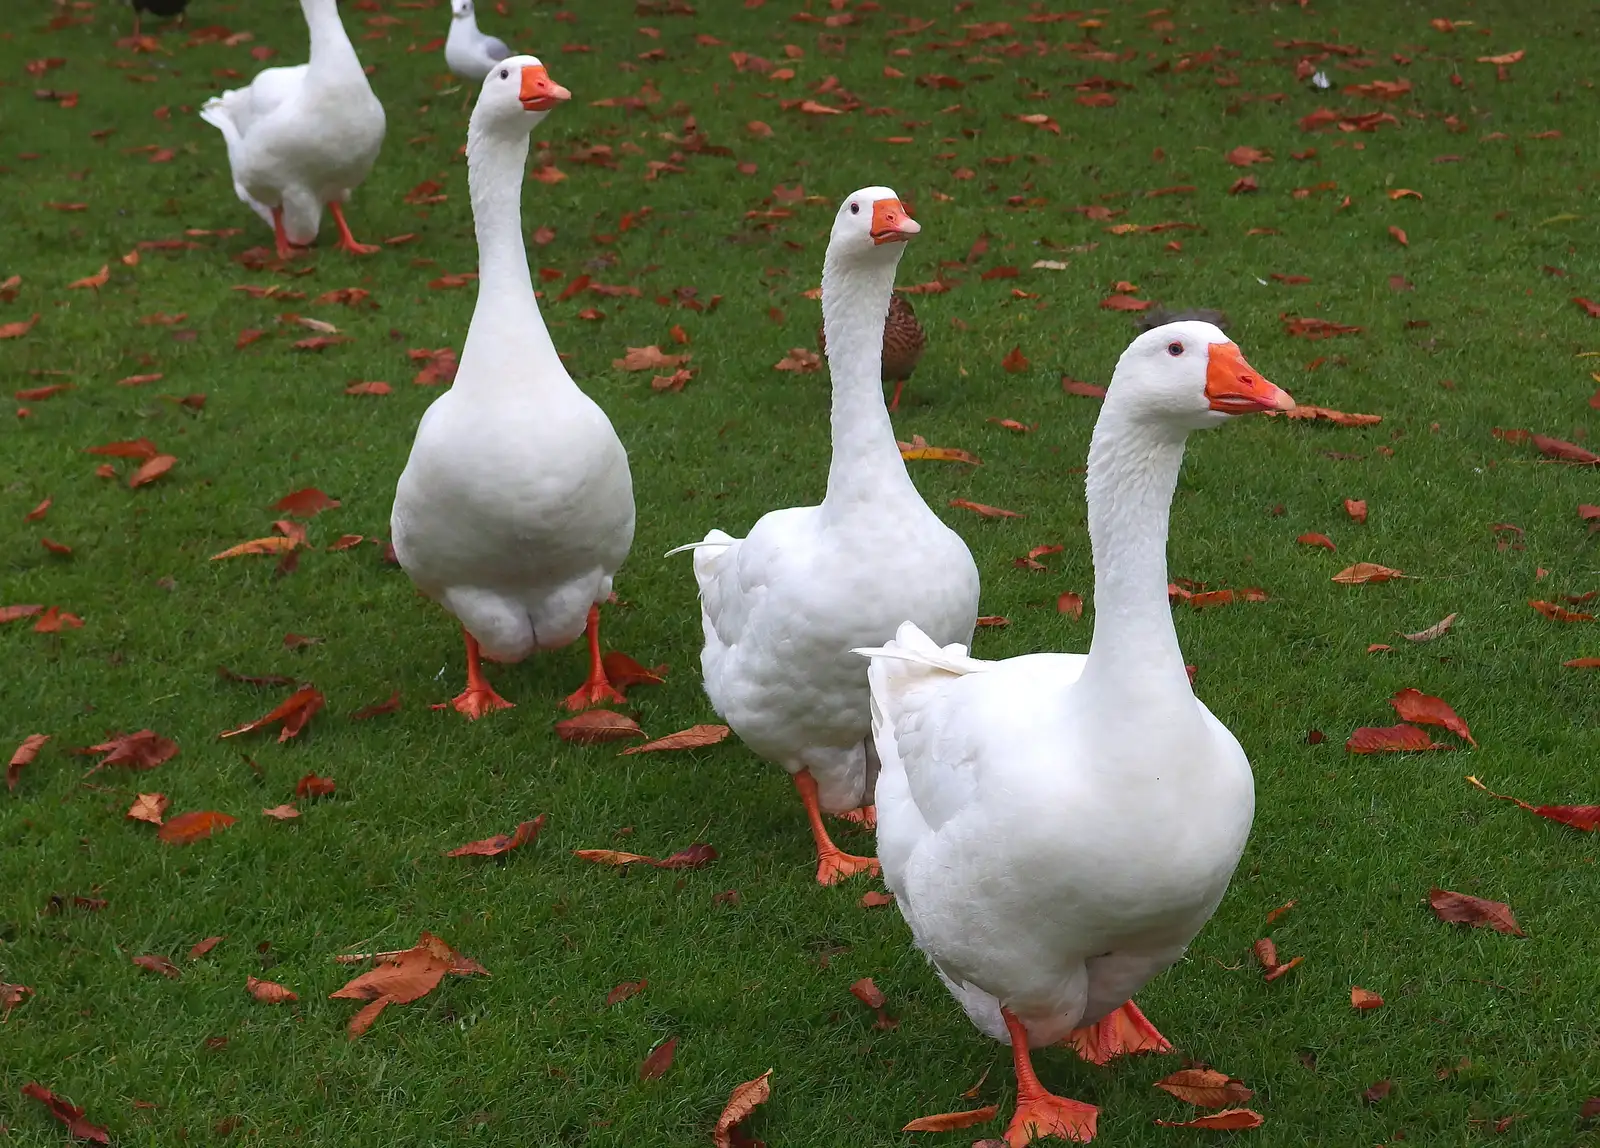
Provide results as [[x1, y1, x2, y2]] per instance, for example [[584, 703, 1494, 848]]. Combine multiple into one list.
[[3, 0, 1597, 1143]]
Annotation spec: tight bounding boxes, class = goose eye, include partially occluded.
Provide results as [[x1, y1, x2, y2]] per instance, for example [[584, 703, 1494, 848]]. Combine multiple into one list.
[[498, 68, 508, 80], [1167, 342, 1183, 356], [849, 202, 859, 215]]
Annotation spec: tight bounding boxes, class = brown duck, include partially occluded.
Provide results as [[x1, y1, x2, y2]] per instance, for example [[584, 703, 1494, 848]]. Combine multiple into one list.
[[817, 293, 925, 411]]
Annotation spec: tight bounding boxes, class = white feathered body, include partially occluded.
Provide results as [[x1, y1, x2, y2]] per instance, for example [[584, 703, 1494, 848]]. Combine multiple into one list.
[[866, 624, 1254, 1047], [693, 501, 978, 813], [445, 13, 511, 83]]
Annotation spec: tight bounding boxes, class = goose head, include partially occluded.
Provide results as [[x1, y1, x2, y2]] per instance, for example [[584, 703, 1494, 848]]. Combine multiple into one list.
[[1107, 320, 1293, 433], [827, 186, 921, 266], [473, 55, 571, 131]]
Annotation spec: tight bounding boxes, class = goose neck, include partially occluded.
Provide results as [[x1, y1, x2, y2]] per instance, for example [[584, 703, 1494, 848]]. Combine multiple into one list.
[[820, 251, 916, 507], [303, 0, 362, 79]]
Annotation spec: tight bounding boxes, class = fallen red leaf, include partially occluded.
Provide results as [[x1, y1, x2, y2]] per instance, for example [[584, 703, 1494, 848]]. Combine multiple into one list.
[[860, 890, 895, 908], [273, 487, 340, 517], [1280, 404, 1381, 427], [572, 843, 718, 870], [295, 772, 336, 799], [1101, 293, 1153, 312], [1001, 345, 1029, 373], [220, 685, 324, 742], [1351, 986, 1384, 1009], [1332, 562, 1406, 584], [600, 650, 667, 691], [82, 729, 178, 771], [158, 810, 237, 844], [189, 936, 224, 959], [211, 535, 298, 560], [949, 498, 1023, 519], [1364, 1079, 1393, 1104], [639, 1035, 678, 1080], [1344, 498, 1368, 523], [262, 804, 300, 819], [1429, 887, 1524, 936], [713, 1070, 773, 1148], [128, 454, 177, 488], [1281, 315, 1364, 339], [1155, 1109, 1265, 1130], [1061, 377, 1107, 398], [1403, 613, 1458, 642], [126, 792, 168, 825], [1466, 776, 1599, 832], [0, 604, 45, 624], [20, 1083, 109, 1145], [132, 953, 180, 978], [1532, 434, 1600, 465], [1529, 600, 1594, 623], [1389, 225, 1408, 246], [7, 733, 48, 791], [33, 606, 84, 633], [1152, 1067, 1255, 1109], [902, 1105, 999, 1132], [1391, 688, 1476, 745], [1297, 532, 1336, 551], [446, 815, 547, 857], [621, 724, 730, 754], [349, 691, 401, 720], [1057, 592, 1084, 619], [246, 975, 299, 1004], [554, 709, 645, 744], [773, 347, 821, 373], [86, 437, 158, 460], [614, 345, 688, 372], [606, 979, 647, 1006], [849, 977, 886, 1009], [67, 265, 110, 290], [345, 380, 391, 396], [1347, 723, 1448, 753], [1265, 899, 1297, 924]]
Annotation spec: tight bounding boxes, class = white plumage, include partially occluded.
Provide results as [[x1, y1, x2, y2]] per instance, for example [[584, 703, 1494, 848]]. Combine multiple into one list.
[[444, 0, 512, 83], [859, 322, 1295, 1145], [199, 0, 385, 258], [680, 188, 980, 885]]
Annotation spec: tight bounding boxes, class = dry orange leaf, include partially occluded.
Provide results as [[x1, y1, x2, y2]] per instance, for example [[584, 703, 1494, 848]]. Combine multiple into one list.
[[1297, 532, 1336, 551], [0, 313, 41, 339], [220, 685, 324, 742], [1389, 225, 1408, 246], [7, 733, 49, 791], [713, 1070, 773, 1148], [1057, 591, 1084, 619], [446, 814, 547, 857], [1402, 613, 1458, 642], [1429, 887, 1524, 935], [860, 890, 895, 908], [126, 792, 168, 825], [1391, 687, 1476, 746], [350, 691, 401, 720], [902, 1105, 999, 1132], [246, 975, 299, 1004], [1530, 600, 1594, 623], [774, 347, 822, 372], [1153, 1068, 1255, 1109], [639, 1035, 678, 1080], [573, 843, 718, 870], [128, 454, 177, 488], [20, 1083, 109, 1145], [621, 724, 730, 755], [949, 498, 1023, 519], [83, 729, 178, 771], [607, 979, 647, 1006], [210, 536, 298, 560], [345, 380, 391, 396], [158, 810, 237, 844], [555, 709, 645, 744], [295, 771, 335, 799], [1332, 562, 1406, 584], [33, 606, 84, 633], [273, 487, 340, 517], [189, 936, 224, 959], [262, 803, 300, 820], [899, 438, 981, 465], [67, 265, 110, 290], [1155, 1108, 1265, 1130], [1351, 986, 1384, 1009], [1001, 345, 1029, 373], [1344, 498, 1368, 523], [1280, 404, 1381, 427], [1347, 723, 1447, 753], [613, 345, 687, 372], [1465, 775, 1599, 833], [132, 954, 180, 978], [600, 650, 667, 691]]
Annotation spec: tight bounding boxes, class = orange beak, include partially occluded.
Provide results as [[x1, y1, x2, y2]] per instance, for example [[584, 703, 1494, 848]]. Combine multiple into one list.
[[870, 198, 920, 245], [519, 65, 571, 113], [1204, 342, 1294, 414]]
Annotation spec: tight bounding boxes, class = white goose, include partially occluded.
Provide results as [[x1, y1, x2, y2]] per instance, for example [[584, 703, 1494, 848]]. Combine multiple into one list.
[[858, 322, 1293, 1145], [199, 0, 386, 260], [675, 188, 980, 885], [391, 58, 635, 718], [445, 0, 512, 83]]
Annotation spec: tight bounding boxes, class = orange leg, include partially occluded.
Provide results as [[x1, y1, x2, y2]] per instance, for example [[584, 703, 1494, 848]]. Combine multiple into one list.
[[1065, 1000, 1172, 1066], [834, 804, 877, 828], [327, 200, 380, 255], [562, 604, 625, 711], [794, 770, 880, 885], [271, 205, 295, 261], [887, 380, 905, 412], [433, 629, 513, 719], [1002, 1008, 1099, 1146]]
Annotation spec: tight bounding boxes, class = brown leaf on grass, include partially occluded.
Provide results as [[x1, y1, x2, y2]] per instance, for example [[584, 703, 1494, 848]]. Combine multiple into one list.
[[1, 605, 46, 624], [1280, 404, 1381, 427], [23, 496, 51, 520], [554, 709, 645, 744], [327, 533, 366, 551], [1529, 600, 1594, 623], [1391, 688, 1475, 745], [601, 651, 667, 692], [246, 976, 299, 1004], [1227, 145, 1271, 166], [1061, 377, 1107, 399], [1344, 498, 1368, 523], [1465, 775, 1599, 832], [899, 437, 981, 465], [713, 1070, 773, 1148], [1347, 723, 1448, 753], [345, 380, 391, 396], [1532, 434, 1600, 465], [86, 438, 160, 460], [158, 810, 237, 844], [1402, 613, 1458, 642], [860, 890, 895, 908], [210, 536, 298, 560], [126, 792, 168, 825], [849, 977, 886, 1009], [1101, 293, 1153, 312], [262, 804, 299, 820], [639, 1035, 678, 1080], [613, 345, 687, 372], [1351, 986, 1384, 1009], [1266, 899, 1297, 924], [295, 772, 335, 799], [7, 733, 49, 790], [1155, 1109, 1265, 1130], [349, 691, 401, 720], [607, 979, 648, 1006], [220, 685, 324, 742], [1429, 887, 1524, 935], [20, 1083, 109, 1145], [1252, 937, 1303, 981], [1477, 49, 1526, 66], [1229, 175, 1259, 195], [1281, 315, 1364, 339], [1153, 1068, 1255, 1109], [774, 347, 822, 372], [573, 843, 718, 870], [67, 265, 110, 290], [1001, 345, 1030, 374], [1297, 532, 1336, 551], [331, 934, 479, 1017], [0, 313, 41, 339], [446, 815, 547, 857], [1057, 592, 1084, 619], [949, 498, 1023, 519], [32, 606, 84, 633], [1389, 225, 1409, 246], [189, 936, 224, 959], [652, 367, 695, 392], [273, 487, 340, 517], [4, 982, 34, 1019], [621, 724, 730, 755], [902, 1105, 999, 1132], [1332, 562, 1406, 584], [128, 454, 177, 488], [132, 953, 180, 978], [83, 730, 178, 771], [411, 347, 459, 386], [1564, 657, 1600, 668]]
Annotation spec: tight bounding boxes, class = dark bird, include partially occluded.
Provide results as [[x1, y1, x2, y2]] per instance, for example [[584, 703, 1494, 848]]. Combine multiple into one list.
[[817, 294, 926, 411], [1134, 306, 1229, 334], [128, 0, 189, 37]]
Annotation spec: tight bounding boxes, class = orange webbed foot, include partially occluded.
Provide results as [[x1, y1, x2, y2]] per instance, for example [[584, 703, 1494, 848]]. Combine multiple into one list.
[[1005, 1092, 1099, 1147], [562, 676, 626, 712], [335, 235, 381, 256], [1065, 1000, 1172, 1066], [815, 847, 880, 886], [833, 804, 877, 828], [434, 685, 513, 720]]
